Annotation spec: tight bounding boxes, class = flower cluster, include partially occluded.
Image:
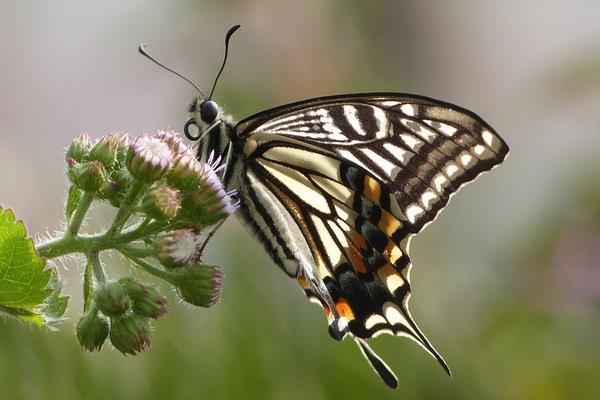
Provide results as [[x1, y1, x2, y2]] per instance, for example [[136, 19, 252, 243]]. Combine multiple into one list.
[[63, 130, 238, 356]]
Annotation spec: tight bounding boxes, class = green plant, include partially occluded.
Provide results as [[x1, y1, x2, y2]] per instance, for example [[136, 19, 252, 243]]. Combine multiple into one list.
[[0, 130, 236, 355]]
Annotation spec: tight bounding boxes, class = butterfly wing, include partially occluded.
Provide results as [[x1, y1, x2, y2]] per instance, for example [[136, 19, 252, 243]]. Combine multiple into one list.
[[233, 93, 508, 387]]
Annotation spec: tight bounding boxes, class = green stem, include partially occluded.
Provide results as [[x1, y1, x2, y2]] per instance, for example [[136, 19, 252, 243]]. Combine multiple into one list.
[[90, 251, 106, 284], [106, 180, 146, 237], [117, 243, 156, 258], [68, 191, 94, 236], [122, 252, 175, 283], [83, 253, 94, 311]]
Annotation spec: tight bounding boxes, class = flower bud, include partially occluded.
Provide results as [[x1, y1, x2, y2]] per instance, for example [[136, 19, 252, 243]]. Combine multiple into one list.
[[95, 281, 132, 317], [109, 132, 131, 165], [100, 167, 132, 207], [73, 160, 107, 192], [126, 135, 173, 182], [89, 135, 118, 170], [170, 265, 223, 307], [76, 309, 109, 352], [156, 229, 201, 269], [118, 277, 169, 319], [142, 184, 181, 221], [167, 154, 204, 193], [109, 314, 152, 356], [66, 132, 92, 163]]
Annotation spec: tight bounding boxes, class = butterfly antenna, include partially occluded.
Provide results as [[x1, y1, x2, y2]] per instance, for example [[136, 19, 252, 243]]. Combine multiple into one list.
[[138, 43, 205, 97], [208, 24, 241, 100]]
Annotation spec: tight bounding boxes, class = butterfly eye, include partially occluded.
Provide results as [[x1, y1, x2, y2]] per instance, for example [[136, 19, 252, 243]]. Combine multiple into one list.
[[200, 100, 219, 123], [184, 118, 201, 141]]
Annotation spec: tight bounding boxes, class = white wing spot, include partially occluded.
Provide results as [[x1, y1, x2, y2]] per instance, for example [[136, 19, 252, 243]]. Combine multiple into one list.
[[405, 204, 424, 224], [381, 101, 400, 107], [400, 134, 421, 151], [373, 106, 389, 138], [383, 142, 410, 165], [343, 105, 367, 136], [338, 149, 383, 181], [365, 314, 388, 330], [421, 190, 438, 209], [473, 144, 485, 156], [460, 152, 474, 167], [383, 302, 414, 334], [445, 162, 460, 177], [432, 173, 448, 193], [400, 104, 415, 116], [438, 122, 458, 136], [361, 148, 397, 179], [482, 130, 494, 146]]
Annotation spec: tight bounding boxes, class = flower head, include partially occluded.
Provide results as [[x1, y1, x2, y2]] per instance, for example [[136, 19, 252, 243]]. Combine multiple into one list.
[[90, 135, 119, 169], [126, 135, 173, 182], [118, 277, 169, 319], [155, 130, 191, 157], [73, 160, 107, 192], [168, 154, 204, 193], [107, 132, 132, 164], [76, 309, 109, 352], [66, 132, 92, 163], [95, 281, 132, 317], [183, 152, 238, 225], [157, 229, 202, 269], [142, 184, 181, 221], [170, 265, 223, 307], [109, 314, 152, 356]]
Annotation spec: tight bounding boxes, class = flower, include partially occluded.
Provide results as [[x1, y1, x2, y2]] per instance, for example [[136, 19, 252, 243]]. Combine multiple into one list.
[[154, 130, 191, 157], [89, 135, 119, 169], [157, 229, 202, 269], [169, 265, 223, 307], [95, 281, 132, 317], [182, 152, 238, 225], [142, 184, 181, 220], [167, 154, 204, 192], [73, 160, 107, 192], [126, 135, 173, 182], [109, 314, 152, 356], [108, 132, 132, 164], [76, 309, 109, 352]]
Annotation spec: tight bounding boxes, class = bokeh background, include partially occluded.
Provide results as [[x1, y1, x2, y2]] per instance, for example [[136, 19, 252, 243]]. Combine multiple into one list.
[[1, 1, 599, 399]]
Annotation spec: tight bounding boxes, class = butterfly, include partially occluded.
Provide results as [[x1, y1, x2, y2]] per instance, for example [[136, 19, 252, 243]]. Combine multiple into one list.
[[141, 25, 509, 389]]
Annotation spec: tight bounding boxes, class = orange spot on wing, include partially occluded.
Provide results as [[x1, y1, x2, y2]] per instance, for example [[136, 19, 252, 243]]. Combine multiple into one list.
[[349, 229, 368, 249], [349, 245, 367, 273], [378, 210, 402, 237], [363, 176, 382, 202], [336, 298, 356, 321]]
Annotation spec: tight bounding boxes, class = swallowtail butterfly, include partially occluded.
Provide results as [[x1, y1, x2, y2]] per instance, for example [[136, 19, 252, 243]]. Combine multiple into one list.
[[140, 25, 509, 389]]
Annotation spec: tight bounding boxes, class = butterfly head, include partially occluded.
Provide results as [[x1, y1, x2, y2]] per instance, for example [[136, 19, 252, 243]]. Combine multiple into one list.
[[184, 97, 223, 141]]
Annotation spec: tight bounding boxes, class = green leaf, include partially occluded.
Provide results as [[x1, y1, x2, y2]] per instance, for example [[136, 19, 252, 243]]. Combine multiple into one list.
[[66, 185, 81, 221], [0, 207, 67, 326]]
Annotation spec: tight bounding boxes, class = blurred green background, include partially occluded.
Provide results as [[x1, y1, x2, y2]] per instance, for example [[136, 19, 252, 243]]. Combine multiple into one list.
[[1, 1, 599, 399]]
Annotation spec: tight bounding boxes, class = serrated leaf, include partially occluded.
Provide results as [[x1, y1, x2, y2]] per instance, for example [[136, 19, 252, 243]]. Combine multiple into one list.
[[0, 206, 65, 326], [66, 185, 81, 221]]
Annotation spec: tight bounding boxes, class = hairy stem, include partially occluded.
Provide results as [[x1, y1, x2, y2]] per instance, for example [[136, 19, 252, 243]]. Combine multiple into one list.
[[68, 191, 94, 236], [90, 251, 106, 284], [83, 253, 94, 311], [106, 180, 146, 237]]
